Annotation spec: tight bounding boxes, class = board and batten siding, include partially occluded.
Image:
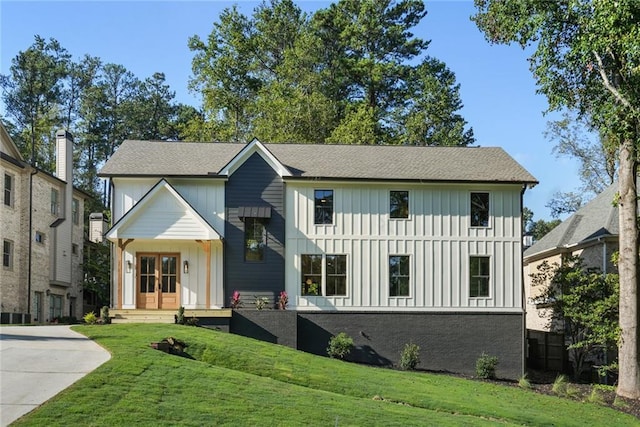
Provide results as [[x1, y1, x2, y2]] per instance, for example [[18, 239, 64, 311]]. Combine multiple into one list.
[[111, 177, 225, 234], [285, 182, 524, 311]]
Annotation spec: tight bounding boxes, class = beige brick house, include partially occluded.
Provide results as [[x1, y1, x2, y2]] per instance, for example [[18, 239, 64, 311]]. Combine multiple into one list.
[[1, 124, 86, 323]]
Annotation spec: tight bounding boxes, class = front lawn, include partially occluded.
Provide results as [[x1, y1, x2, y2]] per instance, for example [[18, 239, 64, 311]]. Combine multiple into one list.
[[13, 324, 638, 426]]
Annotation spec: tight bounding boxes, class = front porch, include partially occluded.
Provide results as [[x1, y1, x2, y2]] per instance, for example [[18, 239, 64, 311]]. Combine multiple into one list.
[[111, 308, 232, 324]]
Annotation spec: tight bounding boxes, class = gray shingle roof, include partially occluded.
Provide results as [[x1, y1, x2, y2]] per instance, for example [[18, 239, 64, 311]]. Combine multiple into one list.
[[523, 183, 619, 259], [99, 140, 538, 184]]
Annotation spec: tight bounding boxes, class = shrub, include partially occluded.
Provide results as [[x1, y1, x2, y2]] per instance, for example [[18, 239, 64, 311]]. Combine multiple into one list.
[[230, 291, 241, 309], [278, 291, 288, 310], [475, 352, 498, 379], [254, 296, 270, 310], [327, 332, 354, 360], [83, 312, 98, 325], [100, 306, 111, 324], [518, 374, 532, 389], [552, 374, 568, 396], [399, 343, 420, 370], [176, 306, 185, 324]]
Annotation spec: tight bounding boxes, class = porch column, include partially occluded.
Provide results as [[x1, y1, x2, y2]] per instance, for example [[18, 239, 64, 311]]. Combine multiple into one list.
[[196, 240, 212, 309], [116, 239, 134, 309]]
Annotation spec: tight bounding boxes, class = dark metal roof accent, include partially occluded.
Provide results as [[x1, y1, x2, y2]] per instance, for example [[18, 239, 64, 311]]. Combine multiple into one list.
[[238, 206, 272, 219]]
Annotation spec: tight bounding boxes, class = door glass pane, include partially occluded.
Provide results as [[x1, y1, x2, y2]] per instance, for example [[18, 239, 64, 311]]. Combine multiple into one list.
[[140, 256, 155, 293], [161, 256, 177, 293]]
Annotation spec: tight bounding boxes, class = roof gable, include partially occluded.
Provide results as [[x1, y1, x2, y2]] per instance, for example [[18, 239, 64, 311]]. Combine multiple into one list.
[[106, 179, 223, 241], [219, 138, 292, 177], [1, 122, 25, 163]]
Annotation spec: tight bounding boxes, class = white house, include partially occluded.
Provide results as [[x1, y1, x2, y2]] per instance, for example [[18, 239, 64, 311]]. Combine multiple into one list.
[[100, 139, 537, 378]]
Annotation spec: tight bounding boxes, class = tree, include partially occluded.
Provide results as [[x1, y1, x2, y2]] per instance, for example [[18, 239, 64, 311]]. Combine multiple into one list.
[[545, 111, 618, 216], [0, 35, 70, 169], [189, 0, 474, 146], [523, 207, 561, 241], [473, 0, 639, 398], [530, 257, 619, 380]]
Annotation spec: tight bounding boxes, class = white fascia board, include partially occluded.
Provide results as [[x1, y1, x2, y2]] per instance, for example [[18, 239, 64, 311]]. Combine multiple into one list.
[[219, 138, 292, 177]]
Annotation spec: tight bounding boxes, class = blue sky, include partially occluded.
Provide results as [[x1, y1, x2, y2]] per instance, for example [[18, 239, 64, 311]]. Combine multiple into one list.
[[1, 0, 582, 221]]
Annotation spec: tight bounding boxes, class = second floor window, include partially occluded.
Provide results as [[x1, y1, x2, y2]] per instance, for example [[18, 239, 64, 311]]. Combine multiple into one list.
[[72, 198, 79, 225], [314, 189, 333, 225], [470, 256, 491, 298], [470, 192, 490, 227], [390, 191, 409, 219], [4, 173, 13, 207], [51, 189, 59, 216], [389, 255, 410, 297]]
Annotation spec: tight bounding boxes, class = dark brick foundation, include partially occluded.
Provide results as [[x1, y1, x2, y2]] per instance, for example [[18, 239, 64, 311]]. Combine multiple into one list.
[[228, 310, 524, 380]]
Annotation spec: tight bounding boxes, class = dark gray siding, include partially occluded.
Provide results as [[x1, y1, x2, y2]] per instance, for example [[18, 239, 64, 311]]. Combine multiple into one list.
[[224, 152, 285, 307]]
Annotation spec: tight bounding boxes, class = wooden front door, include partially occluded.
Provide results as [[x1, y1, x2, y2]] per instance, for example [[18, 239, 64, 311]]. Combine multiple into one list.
[[137, 253, 180, 309]]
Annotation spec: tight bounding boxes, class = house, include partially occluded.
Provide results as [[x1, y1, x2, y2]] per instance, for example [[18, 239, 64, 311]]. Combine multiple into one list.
[[523, 184, 621, 373], [99, 139, 537, 378], [523, 184, 619, 333], [1, 125, 86, 323]]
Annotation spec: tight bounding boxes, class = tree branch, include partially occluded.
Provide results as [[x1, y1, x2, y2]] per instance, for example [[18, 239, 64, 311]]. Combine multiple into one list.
[[592, 50, 637, 114]]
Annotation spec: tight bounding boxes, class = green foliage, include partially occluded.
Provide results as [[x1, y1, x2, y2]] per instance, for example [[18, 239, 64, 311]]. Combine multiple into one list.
[[327, 332, 354, 360], [83, 312, 98, 325], [552, 375, 568, 396], [475, 352, 498, 379], [523, 207, 561, 241], [254, 296, 271, 310], [189, 0, 474, 146], [100, 306, 110, 324], [518, 374, 531, 389], [530, 256, 620, 379], [399, 343, 421, 370], [176, 306, 185, 325]]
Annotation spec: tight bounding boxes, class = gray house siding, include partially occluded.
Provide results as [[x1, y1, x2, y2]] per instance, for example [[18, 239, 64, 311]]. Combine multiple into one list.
[[224, 152, 286, 307]]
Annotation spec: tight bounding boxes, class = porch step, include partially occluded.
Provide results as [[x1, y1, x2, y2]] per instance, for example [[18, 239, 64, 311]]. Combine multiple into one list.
[[110, 309, 232, 324]]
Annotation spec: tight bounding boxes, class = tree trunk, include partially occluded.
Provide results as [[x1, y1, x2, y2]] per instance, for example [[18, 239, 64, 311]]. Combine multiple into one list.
[[617, 137, 639, 399]]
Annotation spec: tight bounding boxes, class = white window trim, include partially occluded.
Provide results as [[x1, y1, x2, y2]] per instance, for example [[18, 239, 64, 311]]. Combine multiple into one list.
[[313, 189, 335, 226], [4, 172, 14, 208], [469, 255, 492, 299], [301, 253, 349, 298], [469, 191, 492, 229], [389, 254, 412, 298], [389, 190, 410, 221]]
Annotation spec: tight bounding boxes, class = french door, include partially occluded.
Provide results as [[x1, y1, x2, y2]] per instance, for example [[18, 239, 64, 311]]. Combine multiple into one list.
[[136, 253, 180, 309]]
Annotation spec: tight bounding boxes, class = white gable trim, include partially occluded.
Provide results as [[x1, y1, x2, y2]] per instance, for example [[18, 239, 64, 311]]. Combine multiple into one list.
[[219, 138, 292, 177], [106, 179, 223, 241]]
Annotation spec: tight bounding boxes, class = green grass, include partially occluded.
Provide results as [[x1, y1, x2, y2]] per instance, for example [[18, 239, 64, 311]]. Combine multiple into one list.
[[13, 324, 638, 426]]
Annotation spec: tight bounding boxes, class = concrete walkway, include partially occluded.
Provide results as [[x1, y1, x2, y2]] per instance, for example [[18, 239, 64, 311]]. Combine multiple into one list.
[[0, 325, 111, 426]]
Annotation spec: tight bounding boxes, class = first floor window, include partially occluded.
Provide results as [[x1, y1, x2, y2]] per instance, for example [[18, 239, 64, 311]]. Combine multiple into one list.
[[389, 255, 410, 296], [4, 173, 13, 207], [3, 239, 13, 269], [301, 254, 347, 296], [245, 218, 267, 262], [471, 192, 490, 227], [470, 256, 490, 297], [35, 231, 45, 243], [72, 243, 78, 255]]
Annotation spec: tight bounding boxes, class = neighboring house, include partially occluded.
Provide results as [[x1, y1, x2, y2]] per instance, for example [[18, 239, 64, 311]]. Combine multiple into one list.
[[1, 125, 86, 323], [523, 183, 620, 333], [99, 139, 537, 378]]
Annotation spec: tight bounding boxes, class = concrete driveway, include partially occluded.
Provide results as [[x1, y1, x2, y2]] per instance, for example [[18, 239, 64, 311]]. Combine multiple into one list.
[[0, 325, 111, 426]]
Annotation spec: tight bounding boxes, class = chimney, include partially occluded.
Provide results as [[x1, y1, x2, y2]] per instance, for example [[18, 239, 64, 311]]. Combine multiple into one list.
[[51, 130, 74, 285], [56, 130, 73, 183]]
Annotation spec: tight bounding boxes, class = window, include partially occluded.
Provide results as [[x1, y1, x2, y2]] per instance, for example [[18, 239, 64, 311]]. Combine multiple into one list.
[[35, 231, 45, 243], [314, 189, 333, 225], [51, 188, 59, 216], [72, 243, 78, 255], [4, 173, 13, 207], [470, 192, 490, 227], [470, 256, 490, 297], [72, 198, 79, 225], [245, 218, 266, 262], [389, 255, 410, 297], [326, 255, 347, 296], [390, 191, 409, 219], [49, 294, 63, 321], [301, 254, 347, 296], [3, 239, 13, 269]]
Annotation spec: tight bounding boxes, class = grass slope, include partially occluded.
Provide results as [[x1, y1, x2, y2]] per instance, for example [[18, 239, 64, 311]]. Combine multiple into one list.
[[13, 324, 638, 426]]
